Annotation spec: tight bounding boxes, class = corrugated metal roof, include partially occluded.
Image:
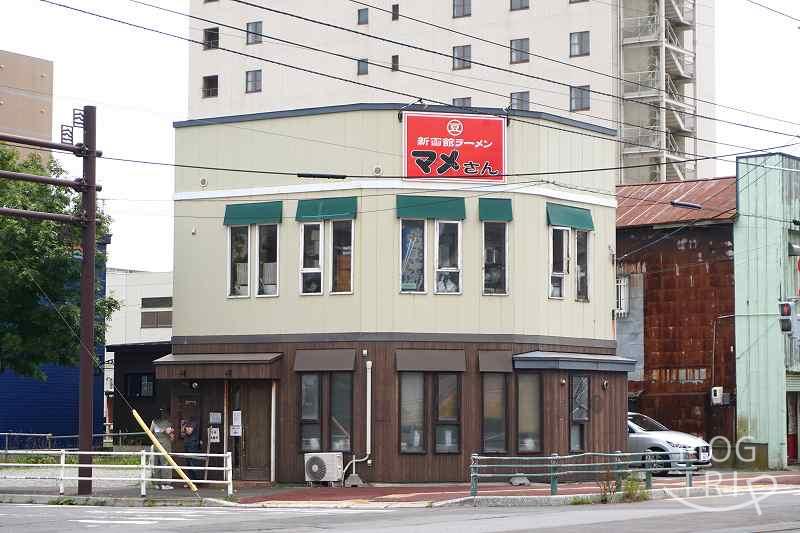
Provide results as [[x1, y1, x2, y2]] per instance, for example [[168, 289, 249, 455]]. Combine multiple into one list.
[[616, 177, 737, 228]]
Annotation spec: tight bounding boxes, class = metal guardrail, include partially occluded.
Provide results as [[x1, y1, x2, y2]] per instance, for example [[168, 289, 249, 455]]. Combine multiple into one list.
[[469, 450, 700, 497], [0, 449, 233, 497], [623, 15, 659, 40], [1, 432, 148, 452]]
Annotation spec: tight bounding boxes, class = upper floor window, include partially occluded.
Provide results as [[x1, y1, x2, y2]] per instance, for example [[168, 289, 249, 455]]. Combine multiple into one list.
[[245, 69, 262, 93], [229, 226, 250, 297], [510, 91, 530, 111], [357, 58, 369, 75], [141, 297, 172, 329], [357, 7, 369, 24], [616, 275, 629, 318], [141, 297, 172, 309], [400, 219, 426, 293], [203, 27, 219, 50], [510, 38, 530, 63], [570, 31, 590, 57], [300, 223, 323, 295], [550, 227, 569, 298], [452, 97, 472, 108], [570, 85, 591, 111], [453, 0, 471, 18], [452, 45, 472, 70], [510, 0, 530, 10], [392, 4, 400, 20], [246, 21, 263, 44], [391, 54, 400, 72], [576, 230, 589, 301], [331, 220, 353, 294], [483, 222, 507, 295], [202, 75, 219, 98], [257, 224, 278, 296], [435, 221, 461, 294]]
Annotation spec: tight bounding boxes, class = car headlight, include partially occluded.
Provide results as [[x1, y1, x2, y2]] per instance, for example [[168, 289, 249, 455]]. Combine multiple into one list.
[[666, 441, 692, 449]]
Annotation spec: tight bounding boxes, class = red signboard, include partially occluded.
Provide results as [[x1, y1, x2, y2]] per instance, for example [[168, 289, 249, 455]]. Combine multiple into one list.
[[403, 112, 506, 182]]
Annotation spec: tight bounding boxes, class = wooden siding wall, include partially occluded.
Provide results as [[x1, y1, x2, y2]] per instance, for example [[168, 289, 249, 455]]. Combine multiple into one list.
[[618, 224, 735, 441], [172, 341, 628, 483]]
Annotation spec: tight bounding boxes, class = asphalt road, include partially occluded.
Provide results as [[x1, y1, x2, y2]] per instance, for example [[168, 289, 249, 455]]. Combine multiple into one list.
[[3, 489, 800, 532]]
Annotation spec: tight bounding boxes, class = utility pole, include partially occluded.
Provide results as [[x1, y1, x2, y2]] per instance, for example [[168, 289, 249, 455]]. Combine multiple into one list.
[[0, 105, 101, 495]]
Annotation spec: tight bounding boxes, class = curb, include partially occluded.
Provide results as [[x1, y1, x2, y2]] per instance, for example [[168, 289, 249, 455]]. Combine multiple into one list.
[[239, 499, 433, 509], [0, 493, 226, 508]]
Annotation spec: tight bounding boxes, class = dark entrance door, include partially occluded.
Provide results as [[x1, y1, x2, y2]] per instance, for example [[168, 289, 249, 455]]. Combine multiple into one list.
[[230, 381, 271, 480]]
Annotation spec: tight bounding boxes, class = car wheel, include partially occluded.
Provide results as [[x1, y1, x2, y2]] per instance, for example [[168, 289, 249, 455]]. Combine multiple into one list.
[[644, 448, 670, 476]]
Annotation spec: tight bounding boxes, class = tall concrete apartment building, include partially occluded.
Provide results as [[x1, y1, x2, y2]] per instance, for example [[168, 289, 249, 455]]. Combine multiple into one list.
[[0, 50, 53, 157], [189, 0, 715, 183]]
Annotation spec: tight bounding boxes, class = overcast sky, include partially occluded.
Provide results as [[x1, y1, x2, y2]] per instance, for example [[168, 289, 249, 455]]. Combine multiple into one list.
[[1, 0, 799, 272]]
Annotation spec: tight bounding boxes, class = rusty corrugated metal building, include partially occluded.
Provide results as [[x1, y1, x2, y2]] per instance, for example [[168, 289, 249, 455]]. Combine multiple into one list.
[[616, 177, 737, 442]]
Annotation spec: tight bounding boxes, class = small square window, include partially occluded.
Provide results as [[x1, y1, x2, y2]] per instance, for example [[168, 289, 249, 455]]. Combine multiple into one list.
[[392, 4, 400, 20], [357, 59, 369, 76], [357, 8, 368, 25], [570, 85, 591, 111], [452, 97, 472, 108], [510, 91, 530, 111], [453, 0, 471, 18], [391, 55, 400, 71], [452, 45, 471, 70], [570, 31, 590, 57], [202, 75, 218, 98], [245, 69, 262, 93], [510, 38, 529, 64], [203, 28, 219, 50], [246, 21, 262, 45], [510, 0, 530, 10]]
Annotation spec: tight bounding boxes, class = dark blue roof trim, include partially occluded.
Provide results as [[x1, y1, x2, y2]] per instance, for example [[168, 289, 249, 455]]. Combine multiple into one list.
[[173, 102, 617, 136]]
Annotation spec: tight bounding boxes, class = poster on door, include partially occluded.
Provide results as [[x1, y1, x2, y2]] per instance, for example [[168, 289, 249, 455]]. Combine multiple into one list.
[[403, 112, 506, 182]]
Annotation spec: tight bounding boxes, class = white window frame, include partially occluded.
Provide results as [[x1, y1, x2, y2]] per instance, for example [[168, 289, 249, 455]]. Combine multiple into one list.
[[615, 275, 629, 318], [575, 230, 590, 302], [549, 226, 570, 300], [256, 223, 280, 298], [299, 222, 324, 296], [330, 219, 355, 295], [227, 225, 251, 299], [434, 220, 463, 295], [482, 221, 509, 296], [400, 219, 428, 294]]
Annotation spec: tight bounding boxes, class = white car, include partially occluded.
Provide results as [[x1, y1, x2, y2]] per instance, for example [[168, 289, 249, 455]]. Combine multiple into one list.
[[627, 412, 712, 472]]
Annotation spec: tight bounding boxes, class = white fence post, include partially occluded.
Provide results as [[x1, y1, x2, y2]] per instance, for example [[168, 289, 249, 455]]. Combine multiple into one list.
[[58, 449, 66, 496], [140, 449, 147, 497], [226, 451, 233, 496]]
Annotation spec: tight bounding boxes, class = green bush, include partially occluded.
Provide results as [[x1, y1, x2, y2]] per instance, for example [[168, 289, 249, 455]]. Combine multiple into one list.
[[622, 477, 650, 503]]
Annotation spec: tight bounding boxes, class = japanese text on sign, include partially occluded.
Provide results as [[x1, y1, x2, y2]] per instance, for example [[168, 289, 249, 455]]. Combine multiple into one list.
[[403, 113, 505, 182]]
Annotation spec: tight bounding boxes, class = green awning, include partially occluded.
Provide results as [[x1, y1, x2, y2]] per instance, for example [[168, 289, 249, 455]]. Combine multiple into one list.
[[479, 198, 513, 222], [396, 195, 465, 220], [296, 197, 358, 221], [546, 202, 594, 231], [223, 201, 282, 226]]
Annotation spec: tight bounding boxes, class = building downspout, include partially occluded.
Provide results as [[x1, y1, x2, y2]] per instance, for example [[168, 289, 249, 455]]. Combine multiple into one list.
[[344, 359, 372, 487], [271, 381, 276, 484]]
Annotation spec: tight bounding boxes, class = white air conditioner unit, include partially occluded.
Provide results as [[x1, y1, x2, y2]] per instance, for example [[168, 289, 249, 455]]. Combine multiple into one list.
[[304, 452, 343, 483]]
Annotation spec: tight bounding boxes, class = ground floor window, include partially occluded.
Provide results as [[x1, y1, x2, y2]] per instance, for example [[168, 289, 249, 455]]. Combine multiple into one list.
[[570, 375, 590, 452], [399, 372, 461, 454], [482, 373, 507, 452], [435, 373, 460, 453], [400, 372, 425, 453], [330, 373, 353, 451], [517, 373, 542, 453], [126, 373, 154, 398], [300, 373, 321, 451], [299, 372, 354, 453]]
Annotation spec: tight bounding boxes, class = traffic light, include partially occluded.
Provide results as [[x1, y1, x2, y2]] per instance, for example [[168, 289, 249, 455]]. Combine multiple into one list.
[[780, 301, 796, 334]]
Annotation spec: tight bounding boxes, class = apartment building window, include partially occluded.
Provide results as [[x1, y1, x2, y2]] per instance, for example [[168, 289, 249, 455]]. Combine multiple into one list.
[[331, 220, 353, 294], [246, 21, 263, 44], [300, 223, 323, 295], [229, 226, 249, 297], [570, 85, 591, 111], [517, 374, 542, 452], [203, 27, 219, 50], [452, 97, 472, 108], [576, 231, 589, 301], [245, 69, 262, 93], [142, 297, 172, 309], [482, 374, 507, 452], [300, 374, 322, 451], [400, 373, 425, 453], [483, 222, 507, 295], [570, 375, 590, 452], [570, 31, 590, 57], [510, 0, 530, 10], [400, 220, 426, 293], [452, 45, 471, 70], [453, 0, 471, 18], [392, 4, 400, 20], [510, 38, 530, 64], [202, 75, 218, 98], [435, 373, 460, 453], [510, 91, 530, 111], [357, 59, 369, 75], [550, 227, 569, 298], [257, 224, 278, 296], [570, 0, 589, 3], [357, 7, 368, 25], [435, 221, 461, 294], [141, 297, 172, 329], [126, 374, 154, 399], [391, 55, 400, 71]]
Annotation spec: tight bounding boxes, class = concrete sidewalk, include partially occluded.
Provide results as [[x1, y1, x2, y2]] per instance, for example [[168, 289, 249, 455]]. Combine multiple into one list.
[[0, 470, 797, 508]]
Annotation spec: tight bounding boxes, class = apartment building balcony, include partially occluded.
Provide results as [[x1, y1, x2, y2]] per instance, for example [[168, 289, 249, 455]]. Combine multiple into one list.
[[664, 75, 693, 110], [665, 107, 696, 134], [622, 70, 660, 98], [622, 126, 663, 154], [665, 0, 696, 28], [665, 134, 696, 181], [622, 16, 659, 44], [665, 44, 695, 81]]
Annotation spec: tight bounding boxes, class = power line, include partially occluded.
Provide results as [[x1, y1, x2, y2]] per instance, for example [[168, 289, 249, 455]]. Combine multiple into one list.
[[130, 0, 761, 155], [347, 0, 800, 129], [744, 0, 800, 23], [228, 0, 800, 140]]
